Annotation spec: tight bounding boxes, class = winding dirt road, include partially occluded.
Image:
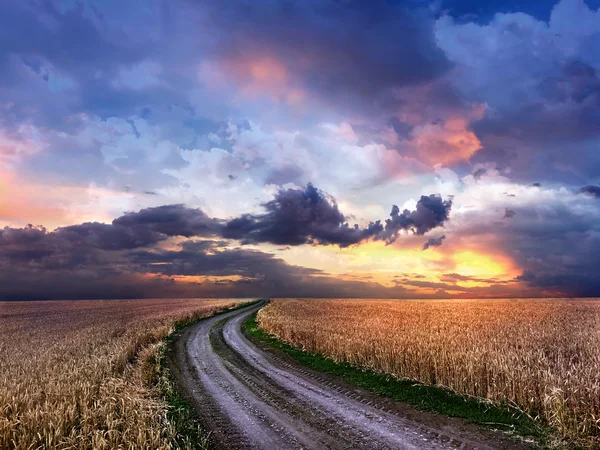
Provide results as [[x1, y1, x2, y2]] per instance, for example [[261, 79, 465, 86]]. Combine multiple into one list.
[[168, 301, 531, 450]]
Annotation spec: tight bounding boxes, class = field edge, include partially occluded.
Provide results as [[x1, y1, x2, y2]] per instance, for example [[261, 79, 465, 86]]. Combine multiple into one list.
[[152, 299, 261, 449], [244, 311, 561, 450]]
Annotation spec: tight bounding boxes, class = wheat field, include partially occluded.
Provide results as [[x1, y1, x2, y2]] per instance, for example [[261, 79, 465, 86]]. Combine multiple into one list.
[[0, 298, 249, 449], [258, 298, 600, 447]]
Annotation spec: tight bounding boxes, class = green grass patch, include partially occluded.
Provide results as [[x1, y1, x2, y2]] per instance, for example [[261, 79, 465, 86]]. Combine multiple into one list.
[[245, 311, 555, 448], [152, 300, 261, 449]]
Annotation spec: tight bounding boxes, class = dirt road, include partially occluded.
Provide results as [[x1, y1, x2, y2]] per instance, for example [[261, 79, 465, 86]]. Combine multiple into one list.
[[168, 301, 531, 450]]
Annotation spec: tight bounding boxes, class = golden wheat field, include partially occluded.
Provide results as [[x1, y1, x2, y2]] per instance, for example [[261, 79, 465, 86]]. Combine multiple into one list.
[[0, 298, 250, 450], [258, 298, 600, 447]]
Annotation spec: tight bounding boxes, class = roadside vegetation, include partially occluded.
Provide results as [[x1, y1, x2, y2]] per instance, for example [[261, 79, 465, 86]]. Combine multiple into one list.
[[256, 298, 600, 449], [0, 298, 250, 449]]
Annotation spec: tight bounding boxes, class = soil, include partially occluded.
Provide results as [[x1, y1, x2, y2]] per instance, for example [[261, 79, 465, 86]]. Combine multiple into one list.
[[167, 301, 534, 450]]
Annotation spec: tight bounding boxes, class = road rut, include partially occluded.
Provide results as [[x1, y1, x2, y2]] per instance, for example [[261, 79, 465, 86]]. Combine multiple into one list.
[[168, 301, 532, 450]]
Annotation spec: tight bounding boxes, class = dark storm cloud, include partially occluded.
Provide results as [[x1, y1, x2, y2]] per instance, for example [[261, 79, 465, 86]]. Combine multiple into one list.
[[540, 60, 600, 106], [0, 228, 426, 301], [422, 235, 446, 251], [3, 186, 452, 270], [376, 195, 453, 244], [113, 204, 222, 238], [515, 271, 600, 298], [0, 204, 225, 270], [0, 204, 221, 259], [128, 240, 320, 278], [0, 183, 455, 299], [0, 270, 170, 301], [223, 185, 452, 247], [0, 222, 324, 300], [0, 2, 139, 72], [203, 0, 450, 107], [458, 198, 600, 296], [473, 76, 600, 183], [222, 184, 383, 247], [223, 184, 452, 247], [58, 222, 166, 251], [580, 185, 600, 198], [0, 0, 453, 200], [0, 224, 109, 271], [0, 225, 54, 260]]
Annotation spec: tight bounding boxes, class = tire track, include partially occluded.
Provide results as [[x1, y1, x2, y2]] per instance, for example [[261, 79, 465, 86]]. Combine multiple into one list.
[[168, 301, 532, 450]]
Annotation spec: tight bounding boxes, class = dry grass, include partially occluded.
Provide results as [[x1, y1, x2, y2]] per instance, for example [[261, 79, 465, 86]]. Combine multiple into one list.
[[258, 298, 600, 447], [0, 298, 250, 449]]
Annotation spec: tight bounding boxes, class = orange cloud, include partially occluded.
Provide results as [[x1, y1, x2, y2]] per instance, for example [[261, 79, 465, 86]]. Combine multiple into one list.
[[410, 115, 482, 166], [0, 169, 135, 229], [0, 170, 67, 227], [201, 55, 305, 105]]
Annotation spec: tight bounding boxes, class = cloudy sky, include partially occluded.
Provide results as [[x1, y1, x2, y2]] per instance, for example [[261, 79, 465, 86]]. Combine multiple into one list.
[[1, 0, 600, 300]]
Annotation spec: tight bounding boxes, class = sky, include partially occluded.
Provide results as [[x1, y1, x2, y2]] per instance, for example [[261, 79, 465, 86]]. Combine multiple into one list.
[[1, 0, 600, 300]]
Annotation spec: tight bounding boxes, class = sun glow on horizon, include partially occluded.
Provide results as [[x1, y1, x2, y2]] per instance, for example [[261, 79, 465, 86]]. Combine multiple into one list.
[[268, 238, 521, 294]]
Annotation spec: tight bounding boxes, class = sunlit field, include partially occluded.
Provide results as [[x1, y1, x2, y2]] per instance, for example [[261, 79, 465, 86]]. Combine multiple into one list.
[[0, 298, 249, 449], [258, 298, 600, 447]]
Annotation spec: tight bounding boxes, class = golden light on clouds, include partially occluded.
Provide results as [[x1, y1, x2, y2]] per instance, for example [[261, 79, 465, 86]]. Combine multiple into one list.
[[452, 250, 518, 281], [170, 275, 248, 284], [270, 237, 521, 295], [273, 240, 442, 276]]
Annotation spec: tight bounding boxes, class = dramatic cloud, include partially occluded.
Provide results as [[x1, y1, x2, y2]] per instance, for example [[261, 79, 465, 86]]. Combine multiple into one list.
[[222, 184, 382, 247], [445, 175, 600, 297], [423, 235, 446, 251], [0, 222, 324, 300], [2, 0, 600, 299], [128, 240, 320, 279], [222, 184, 451, 247], [0, 183, 457, 299], [377, 195, 453, 244], [436, 0, 600, 184], [113, 204, 222, 238], [57, 222, 165, 251], [580, 185, 600, 197], [200, 0, 450, 112]]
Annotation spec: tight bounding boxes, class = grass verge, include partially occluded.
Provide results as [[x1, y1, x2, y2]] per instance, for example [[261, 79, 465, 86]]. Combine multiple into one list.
[[152, 300, 261, 449], [245, 311, 556, 449]]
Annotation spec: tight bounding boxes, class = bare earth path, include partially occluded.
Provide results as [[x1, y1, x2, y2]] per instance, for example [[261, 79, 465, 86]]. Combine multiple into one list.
[[168, 301, 532, 450]]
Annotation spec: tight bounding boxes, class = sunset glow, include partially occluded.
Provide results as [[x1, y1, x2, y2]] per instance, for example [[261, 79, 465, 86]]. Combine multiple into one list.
[[1, 0, 599, 300]]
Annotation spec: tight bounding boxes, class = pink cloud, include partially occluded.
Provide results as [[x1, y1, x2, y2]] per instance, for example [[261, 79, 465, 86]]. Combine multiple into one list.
[[0, 125, 44, 166], [405, 105, 485, 166], [0, 169, 137, 229], [200, 55, 306, 105]]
